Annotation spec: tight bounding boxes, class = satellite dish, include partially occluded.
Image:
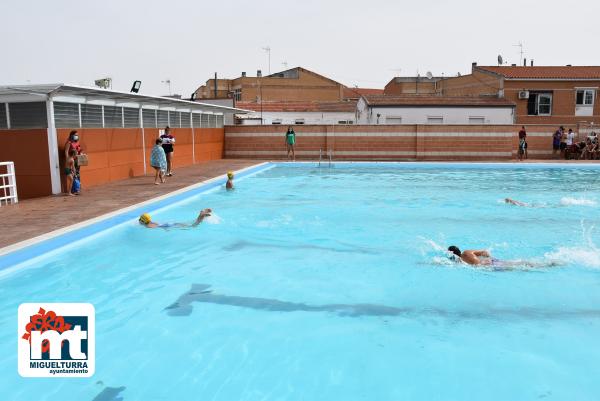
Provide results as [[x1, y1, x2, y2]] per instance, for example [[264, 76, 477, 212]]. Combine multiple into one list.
[[498, 55, 503, 65], [426, 71, 433, 80]]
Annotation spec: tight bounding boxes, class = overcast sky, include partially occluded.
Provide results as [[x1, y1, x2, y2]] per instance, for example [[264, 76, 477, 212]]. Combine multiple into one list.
[[2, 0, 599, 97]]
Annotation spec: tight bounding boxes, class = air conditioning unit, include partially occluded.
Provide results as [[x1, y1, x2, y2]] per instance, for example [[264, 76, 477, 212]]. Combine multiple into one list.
[[518, 90, 530, 99]]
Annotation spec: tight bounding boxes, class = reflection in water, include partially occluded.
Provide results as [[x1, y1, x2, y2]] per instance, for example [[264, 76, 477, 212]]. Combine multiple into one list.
[[165, 284, 600, 320], [92, 386, 126, 401], [223, 240, 377, 255]]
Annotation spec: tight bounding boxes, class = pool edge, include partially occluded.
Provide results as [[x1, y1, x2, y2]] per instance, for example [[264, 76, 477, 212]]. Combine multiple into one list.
[[0, 162, 272, 271]]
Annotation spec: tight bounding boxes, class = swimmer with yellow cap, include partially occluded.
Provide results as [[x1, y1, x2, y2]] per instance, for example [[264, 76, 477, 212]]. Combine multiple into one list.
[[138, 209, 212, 229], [226, 171, 234, 190]]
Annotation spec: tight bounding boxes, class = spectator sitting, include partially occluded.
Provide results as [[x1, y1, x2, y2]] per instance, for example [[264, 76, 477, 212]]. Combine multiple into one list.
[[581, 138, 597, 160]]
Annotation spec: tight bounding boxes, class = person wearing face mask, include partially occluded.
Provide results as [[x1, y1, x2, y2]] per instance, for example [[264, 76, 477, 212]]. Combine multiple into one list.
[[64, 130, 84, 194]]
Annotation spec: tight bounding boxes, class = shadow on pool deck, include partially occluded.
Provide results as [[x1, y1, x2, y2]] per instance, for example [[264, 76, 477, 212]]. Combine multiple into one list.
[[0, 159, 264, 249]]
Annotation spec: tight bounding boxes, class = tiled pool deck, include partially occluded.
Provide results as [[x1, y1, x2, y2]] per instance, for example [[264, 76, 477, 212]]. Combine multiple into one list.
[[0, 159, 263, 249]]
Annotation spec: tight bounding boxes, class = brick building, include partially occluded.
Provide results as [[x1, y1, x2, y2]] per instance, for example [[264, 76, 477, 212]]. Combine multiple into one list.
[[194, 67, 346, 103], [194, 67, 381, 103], [356, 95, 515, 125], [439, 64, 600, 126], [234, 101, 357, 125], [384, 76, 442, 95]]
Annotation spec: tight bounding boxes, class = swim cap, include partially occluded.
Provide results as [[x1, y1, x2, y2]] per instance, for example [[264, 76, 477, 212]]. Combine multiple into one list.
[[139, 213, 151, 224], [227, 171, 234, 179]]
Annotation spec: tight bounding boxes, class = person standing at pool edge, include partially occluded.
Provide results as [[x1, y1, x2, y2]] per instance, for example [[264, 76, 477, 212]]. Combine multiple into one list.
[[150, 139, 167, 185], [160, 126, 175, 176], [552, 126, 563, 159], [285, 126, 296, 161], [517, 126, 527, 161]]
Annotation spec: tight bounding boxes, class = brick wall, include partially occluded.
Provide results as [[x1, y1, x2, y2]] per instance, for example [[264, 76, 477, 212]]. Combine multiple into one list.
[[225, 124, 589, 161]]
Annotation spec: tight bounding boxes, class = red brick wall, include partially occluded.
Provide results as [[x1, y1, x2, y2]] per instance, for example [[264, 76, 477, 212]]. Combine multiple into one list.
[[0, 129, 51, 199], [225, 124, 588, 161]]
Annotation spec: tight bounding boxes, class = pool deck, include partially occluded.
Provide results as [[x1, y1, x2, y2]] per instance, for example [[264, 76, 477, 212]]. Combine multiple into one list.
[[0, 159, 264, 248]]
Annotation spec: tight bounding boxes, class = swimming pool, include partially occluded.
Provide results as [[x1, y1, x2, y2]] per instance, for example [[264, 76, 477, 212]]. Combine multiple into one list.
[[2, 162, 600, 401]]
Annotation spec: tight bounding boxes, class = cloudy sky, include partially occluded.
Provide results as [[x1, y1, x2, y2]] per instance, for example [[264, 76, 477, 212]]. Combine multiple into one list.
[[2, 0, 599, 97]]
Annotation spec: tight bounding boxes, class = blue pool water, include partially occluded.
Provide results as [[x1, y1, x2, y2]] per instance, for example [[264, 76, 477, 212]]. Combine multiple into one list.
[[2, 163, 600, 401]]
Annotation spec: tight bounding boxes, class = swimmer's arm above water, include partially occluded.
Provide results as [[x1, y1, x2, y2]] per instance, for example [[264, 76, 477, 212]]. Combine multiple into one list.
[[192, 208, 212, 226]]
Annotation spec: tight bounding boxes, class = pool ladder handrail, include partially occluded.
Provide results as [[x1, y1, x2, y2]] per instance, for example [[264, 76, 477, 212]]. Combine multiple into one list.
[[319, 148, 322, 167], [328, 148, 333, 167]]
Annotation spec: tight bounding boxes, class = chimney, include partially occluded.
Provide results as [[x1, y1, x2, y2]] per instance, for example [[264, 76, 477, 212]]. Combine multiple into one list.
[[471, 62, 477, 71], [531, 59, 534, 67], [566, 64, 572, 67], [214, 72, 217, 98], [257, 70, 262, 77], [511, 63, 517, 67], [241, 71, 246, 77], [523, 58, 527, 66]]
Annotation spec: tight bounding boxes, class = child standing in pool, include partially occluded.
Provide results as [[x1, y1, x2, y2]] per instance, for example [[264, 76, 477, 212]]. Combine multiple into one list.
[[226, 171, 234, 190]]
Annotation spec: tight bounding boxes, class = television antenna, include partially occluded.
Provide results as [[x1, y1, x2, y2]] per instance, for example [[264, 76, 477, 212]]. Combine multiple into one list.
[[262, 46, 271, 75], [282, 61, 288, 69], [497, 54, 504, 66], [161, 79, 172, 95], [513, 42, 524, 65]]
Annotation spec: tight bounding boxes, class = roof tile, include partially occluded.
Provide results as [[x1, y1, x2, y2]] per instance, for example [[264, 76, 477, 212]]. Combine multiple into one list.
[[477, 66, 600, 79]]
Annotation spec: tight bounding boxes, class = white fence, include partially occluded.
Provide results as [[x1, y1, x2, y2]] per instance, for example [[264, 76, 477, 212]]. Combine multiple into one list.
[[0, 162, 18, 205]]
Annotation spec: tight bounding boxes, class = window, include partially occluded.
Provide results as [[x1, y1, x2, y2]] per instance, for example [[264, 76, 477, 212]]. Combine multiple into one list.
[[80, 104, 103, 128], [157, 110, 169, 127], [142, 109, 156, 128], [123, 107, 140, 128], [427, 116, 443, 124], [385, 116, 402, 124], [468, 116, 485, 124], [169, 111, 180, 128], [272, 119, 282, 125], [9, 102, 48, 128], [192, 113, 201, 128], [0, 103, 6, 129], [201, 114, 209, 127], [527, 92, 552, 116], [337, 120, 354, 125], [54, 102, 80, 128], [233, 89, 241, 101], [103, 106, 123, 128], [576, 89, 595, 106], [180, 112, 191, 128], [294, 118, 305, 125]]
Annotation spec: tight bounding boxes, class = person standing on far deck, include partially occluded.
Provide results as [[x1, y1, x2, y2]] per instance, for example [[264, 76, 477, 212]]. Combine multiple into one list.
[[285, 126, 296, 161], [160, 126, 176, 176], [517, 126, 527, 161]]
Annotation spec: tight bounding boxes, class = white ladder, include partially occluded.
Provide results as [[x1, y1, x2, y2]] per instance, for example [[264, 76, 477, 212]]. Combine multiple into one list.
[[0, 162, 18, 206]]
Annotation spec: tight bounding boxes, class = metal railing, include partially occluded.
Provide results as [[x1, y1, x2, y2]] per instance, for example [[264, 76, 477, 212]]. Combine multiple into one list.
[[0, 162, 18, 206]]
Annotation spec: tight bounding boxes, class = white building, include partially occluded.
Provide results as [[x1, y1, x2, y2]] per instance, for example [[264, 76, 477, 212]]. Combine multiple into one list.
[[234, 101, 356, 125], [356, 95, 516, 124]]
